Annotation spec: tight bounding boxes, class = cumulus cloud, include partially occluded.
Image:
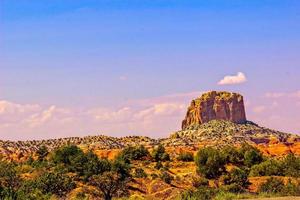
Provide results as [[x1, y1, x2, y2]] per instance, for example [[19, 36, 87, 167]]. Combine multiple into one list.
[[0, 91, 200, 140], [218, 72, 247, 85]]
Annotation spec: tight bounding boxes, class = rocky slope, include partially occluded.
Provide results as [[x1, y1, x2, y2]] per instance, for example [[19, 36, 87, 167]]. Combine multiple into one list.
[[182, 91, 246, 129]]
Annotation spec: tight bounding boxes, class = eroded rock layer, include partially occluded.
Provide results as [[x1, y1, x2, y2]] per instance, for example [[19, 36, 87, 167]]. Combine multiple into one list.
[[182, 91, 246, 130]]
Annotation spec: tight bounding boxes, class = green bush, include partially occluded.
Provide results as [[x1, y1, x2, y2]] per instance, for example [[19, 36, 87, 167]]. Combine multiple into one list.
[[221, 168, 250, 193], [195, 147, 225, 179], [155, 161, 163, 170], [192, 176, 209, 188], [36, 145, 49, 161], [239, 143, 263, 167], [52, 145, 84, 166], [152, 144, 170, 162], [281, 179, 300, 196], [35, 172, 76, 197], [111, 159, 131, 181], [151, 173, 159, 180], [249, 159, 283, 177], [0, 161, 21, 199], [258, 177, 284, 194], [179, 187, 215, 200], [134, 168, 147, 178], [282, 153, 300, 177], [160, 171, 173, 184], [17, 181, 52, 200], [117, 145, 150, 163], [221, 146, 243, 165], [177, 152, 194, 162]]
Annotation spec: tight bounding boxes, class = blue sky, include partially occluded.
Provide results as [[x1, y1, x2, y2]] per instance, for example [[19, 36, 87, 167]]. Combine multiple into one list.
[[1, 0, 300, 140]]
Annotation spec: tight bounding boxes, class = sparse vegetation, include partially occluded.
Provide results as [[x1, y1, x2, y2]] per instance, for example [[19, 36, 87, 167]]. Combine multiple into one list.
[[177, 152, 194, 162], [0, 137, 300, 199], [152, 144, 170, 162], [195, 147, 226, 179]]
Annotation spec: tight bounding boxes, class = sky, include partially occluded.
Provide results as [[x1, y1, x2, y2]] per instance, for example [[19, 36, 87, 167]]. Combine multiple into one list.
[[0, 0, 300, 140]]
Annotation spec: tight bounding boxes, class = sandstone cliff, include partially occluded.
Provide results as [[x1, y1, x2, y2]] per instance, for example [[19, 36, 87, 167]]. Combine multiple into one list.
[[182, 91, 246, 130]]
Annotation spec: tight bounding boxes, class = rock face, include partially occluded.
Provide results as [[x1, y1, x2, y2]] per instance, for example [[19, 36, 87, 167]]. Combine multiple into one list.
[[182, 91, 246, 129]]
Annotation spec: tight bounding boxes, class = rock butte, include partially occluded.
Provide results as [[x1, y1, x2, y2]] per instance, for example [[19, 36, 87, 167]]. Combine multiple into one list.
[[182, 91, 246, 130]]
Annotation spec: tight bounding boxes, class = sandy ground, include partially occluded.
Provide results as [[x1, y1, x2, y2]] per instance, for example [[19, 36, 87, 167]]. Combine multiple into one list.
[[245, 197, 300, 200]]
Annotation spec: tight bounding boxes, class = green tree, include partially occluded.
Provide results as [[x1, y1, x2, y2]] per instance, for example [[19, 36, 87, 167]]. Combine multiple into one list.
[[82, 151, 111, 180], [195, 147, 225, 179], [52, 145, 84, 166], [89, 171, 129, 200], [35, 172, 75, 197]]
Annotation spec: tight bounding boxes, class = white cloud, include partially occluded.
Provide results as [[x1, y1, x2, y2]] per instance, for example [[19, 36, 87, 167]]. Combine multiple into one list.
[[218, 72, 247, 85]]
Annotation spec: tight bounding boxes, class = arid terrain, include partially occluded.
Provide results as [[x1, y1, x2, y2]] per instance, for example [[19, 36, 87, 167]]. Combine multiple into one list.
[[0, 91, 300, 200]]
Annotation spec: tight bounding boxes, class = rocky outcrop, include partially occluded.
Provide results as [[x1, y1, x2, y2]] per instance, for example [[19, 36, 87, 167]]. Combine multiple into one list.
[[182, 91, 246, 130]]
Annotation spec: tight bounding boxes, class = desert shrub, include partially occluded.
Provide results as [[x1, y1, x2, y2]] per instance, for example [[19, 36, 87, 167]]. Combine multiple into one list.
[[152, 144, 170, 162], [117, 145, 150, 163], [36, 145, 49, 161], [177, 152, 194, 162], [17, 181, 52, 200], [35, 172, 76, 197], [195, 147, 225, 179], [244, 149, 263, 167], [221, 168, 249, 193], [179, 187, 215, 200], [249, 159, 283, 177], [150, 173, 159, 180], [160, 171, 173, 184], [282, 153, 300, 177], [258, 177, 284, 194], [192, 176, 209, 188], [0, 161, 21, 199], [155, 161, 163, 170], [134, 168, 147, 178], [221, 146, 243, 165], [239, 143, 263, 167], [281, 179, 300, 196]]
